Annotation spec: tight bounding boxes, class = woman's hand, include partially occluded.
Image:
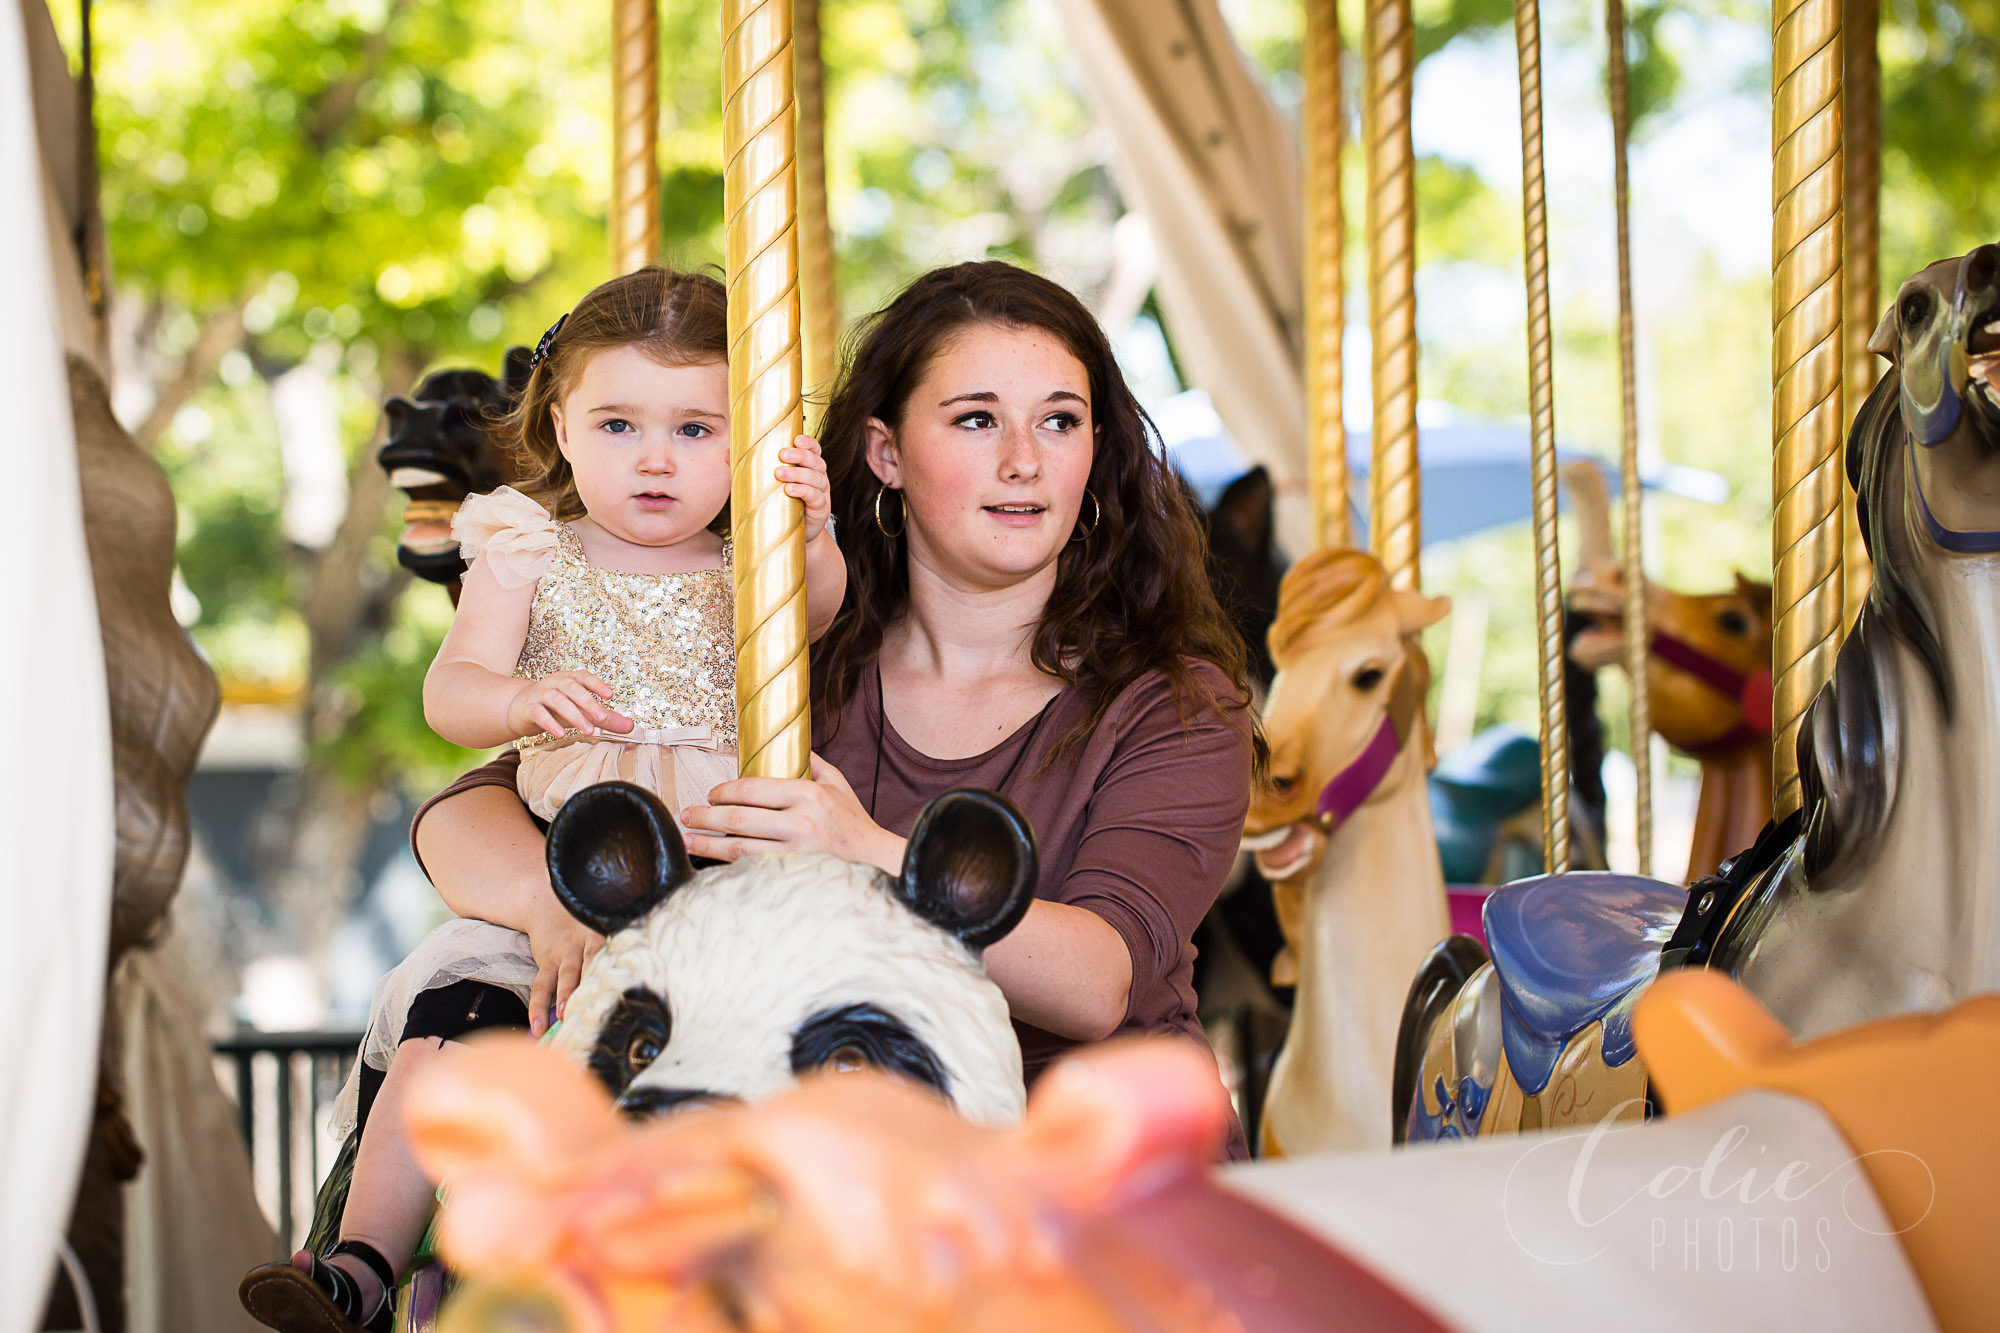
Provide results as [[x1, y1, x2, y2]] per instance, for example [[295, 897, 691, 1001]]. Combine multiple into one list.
[[779, 435, 835, 543], [523, 898, 605, 1037], [503, 670, 632, 741], [682, 754, 902, 876]]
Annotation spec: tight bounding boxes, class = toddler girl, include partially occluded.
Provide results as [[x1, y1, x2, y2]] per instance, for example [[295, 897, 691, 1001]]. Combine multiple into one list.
[[239, 265, 842, 1333]]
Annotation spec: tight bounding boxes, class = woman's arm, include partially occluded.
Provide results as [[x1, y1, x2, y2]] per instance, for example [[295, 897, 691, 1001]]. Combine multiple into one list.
[[414, 773, 603, 1035], [1043, 671, 1253, 1040], [978, 900, 1133, 1041]]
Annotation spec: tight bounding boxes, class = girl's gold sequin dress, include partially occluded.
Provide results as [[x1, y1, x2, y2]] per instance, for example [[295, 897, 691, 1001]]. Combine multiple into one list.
[[453, 487, 738, 828]]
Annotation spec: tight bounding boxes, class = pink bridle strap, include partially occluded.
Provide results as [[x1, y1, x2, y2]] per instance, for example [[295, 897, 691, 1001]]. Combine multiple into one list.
[[1315, 663, 1424, 831], [1647, 629, 1773, 748]]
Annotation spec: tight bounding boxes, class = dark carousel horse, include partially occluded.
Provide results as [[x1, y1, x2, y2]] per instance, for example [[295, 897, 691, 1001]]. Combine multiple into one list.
[[1395, 243, 2000, 1143], [377, 349, 531, 599]]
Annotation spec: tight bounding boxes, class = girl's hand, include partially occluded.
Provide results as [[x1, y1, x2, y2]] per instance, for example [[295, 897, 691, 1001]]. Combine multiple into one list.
[[504, 670, 633, 740], [779, 435, 835, 543], [522, 898, 605, 1037], [681, 753, 901, 875]]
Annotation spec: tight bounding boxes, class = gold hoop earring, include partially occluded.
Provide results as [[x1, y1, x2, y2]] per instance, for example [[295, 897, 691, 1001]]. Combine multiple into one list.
[[1070, 488, 1100, 543], [874, 485, 905, 538]]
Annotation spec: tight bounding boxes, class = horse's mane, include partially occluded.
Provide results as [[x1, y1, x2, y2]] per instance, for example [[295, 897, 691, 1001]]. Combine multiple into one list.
[[1269, 549, 1390, 658], [1797, 367, 1949, 878]]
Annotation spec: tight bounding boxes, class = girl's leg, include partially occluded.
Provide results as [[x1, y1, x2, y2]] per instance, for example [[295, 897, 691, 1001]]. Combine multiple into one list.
[[310, 1035, 456, 1316], [243, 980, 529, 1332]]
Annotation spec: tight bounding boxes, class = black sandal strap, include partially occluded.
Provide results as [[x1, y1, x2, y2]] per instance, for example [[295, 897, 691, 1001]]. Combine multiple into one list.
[[328, 1240, 397, 1297]]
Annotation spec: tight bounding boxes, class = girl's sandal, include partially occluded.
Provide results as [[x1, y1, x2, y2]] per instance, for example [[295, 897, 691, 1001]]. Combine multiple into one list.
[[239, 1240, 395, 1333]]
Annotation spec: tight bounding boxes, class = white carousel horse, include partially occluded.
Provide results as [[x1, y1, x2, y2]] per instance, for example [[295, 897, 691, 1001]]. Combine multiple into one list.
[[1240, 549, 1451, 1156]]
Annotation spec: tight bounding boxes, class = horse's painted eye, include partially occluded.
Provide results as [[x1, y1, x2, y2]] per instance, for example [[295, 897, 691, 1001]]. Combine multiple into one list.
[[1353, 667, 1386, 692], [627, 1029, 664, 1071], [825, 1044, 870, 1074], [1901, 289, 1933, 329], [1717, 608, 1751, 637]]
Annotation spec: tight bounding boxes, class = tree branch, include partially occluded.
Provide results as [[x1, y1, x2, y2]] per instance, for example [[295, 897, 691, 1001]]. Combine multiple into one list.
[[132, 302, 246, 452], [305, 0, 415, 152]]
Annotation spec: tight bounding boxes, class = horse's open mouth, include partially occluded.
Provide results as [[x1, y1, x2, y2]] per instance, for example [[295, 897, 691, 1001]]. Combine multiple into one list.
[[1971, 317, 2000, 407], [400, 499, 462, 556], [1243, 822, 1323, 880]]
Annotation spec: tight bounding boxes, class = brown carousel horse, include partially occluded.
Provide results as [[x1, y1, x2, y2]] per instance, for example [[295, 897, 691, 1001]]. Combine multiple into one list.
[[1563, 462, 1776, 880], [1396, 244, 2000, 1144]]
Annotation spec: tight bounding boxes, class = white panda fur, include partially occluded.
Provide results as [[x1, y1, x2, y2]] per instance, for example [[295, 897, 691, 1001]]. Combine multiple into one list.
[[545, 788, 1034, 1128]]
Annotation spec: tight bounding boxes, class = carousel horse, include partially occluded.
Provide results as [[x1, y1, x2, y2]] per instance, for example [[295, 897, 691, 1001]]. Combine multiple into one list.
[[1563, 461, 1776, 880], [1189, 470, 1606, 1150], [1239, 549, 1452, 1156], [1394, 243, 2000, 1145], [400, 977, 1995, 1333], [376, 350, 529, 599]]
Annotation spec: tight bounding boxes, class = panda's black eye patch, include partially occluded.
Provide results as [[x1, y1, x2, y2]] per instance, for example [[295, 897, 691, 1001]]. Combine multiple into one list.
[[789, 1004, 950, 1099], [588, 987, 672, 1096]]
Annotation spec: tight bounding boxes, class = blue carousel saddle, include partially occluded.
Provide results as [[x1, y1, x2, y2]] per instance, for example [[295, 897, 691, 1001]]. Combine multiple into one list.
[[1483, 872, 1688, 1094]]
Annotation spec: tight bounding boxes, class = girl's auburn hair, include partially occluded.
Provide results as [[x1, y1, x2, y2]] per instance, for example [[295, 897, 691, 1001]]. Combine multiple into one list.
[[501, 265, 729, 524], [814, 260, 1267, 775]]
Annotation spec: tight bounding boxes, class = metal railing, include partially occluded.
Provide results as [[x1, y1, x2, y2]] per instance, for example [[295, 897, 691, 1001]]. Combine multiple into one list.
[[214, 1031, 364, 1247]]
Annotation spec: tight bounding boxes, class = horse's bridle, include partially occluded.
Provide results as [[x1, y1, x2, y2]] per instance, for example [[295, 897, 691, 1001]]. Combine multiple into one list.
[[1315, 658, 1425, 830], [1907, 441, 2000, 554], [1647, 629, 1772, 755]]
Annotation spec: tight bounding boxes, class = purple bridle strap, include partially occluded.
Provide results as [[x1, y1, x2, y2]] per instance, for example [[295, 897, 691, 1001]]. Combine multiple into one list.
[[1315, 711, 1402, 829], [1909, 443, 2000, 553], [1314, 663, 1424, 831]]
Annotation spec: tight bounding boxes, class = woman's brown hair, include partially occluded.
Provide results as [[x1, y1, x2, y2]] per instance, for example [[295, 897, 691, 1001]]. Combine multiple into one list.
[[502, 265, 728, 524], [815, 260, 1266, 773]]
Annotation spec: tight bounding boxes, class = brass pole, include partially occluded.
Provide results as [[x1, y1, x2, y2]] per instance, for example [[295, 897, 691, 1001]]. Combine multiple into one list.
[[724, 0, 810, 780], [610, 0, 661, 274], [1771, 0, 1844, 816], [795, 0, 841, 420], [1364, 0, 1420, 585], [1515, 0, 1569, 873], [1841, 0, 1878, 626], [1607, 0, 1651, 876], [1305, 0, 1349, 550]]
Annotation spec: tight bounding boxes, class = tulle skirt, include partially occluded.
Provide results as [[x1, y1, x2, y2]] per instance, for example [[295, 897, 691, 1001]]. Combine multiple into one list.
[[517, 734, 739, 826]]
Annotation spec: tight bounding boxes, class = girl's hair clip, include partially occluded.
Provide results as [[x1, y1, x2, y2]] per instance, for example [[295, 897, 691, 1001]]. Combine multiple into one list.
[[530, 312, 570, 370]]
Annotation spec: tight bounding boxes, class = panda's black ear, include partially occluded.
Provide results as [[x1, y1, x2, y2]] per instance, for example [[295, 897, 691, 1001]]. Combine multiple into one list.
[[546, 782, 697, 935], [896, 789, 1038, 952]]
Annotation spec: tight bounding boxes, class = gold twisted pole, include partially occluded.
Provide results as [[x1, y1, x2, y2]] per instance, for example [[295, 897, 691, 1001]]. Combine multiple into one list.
[[1841, 0, 1878, 627], [795, 0, 841, 421], [724, 0, 810, 780], [1771, 0, 1845, 816], [1606, 0, 1651, 875], [1515, 0, 1569, 873], [610, 0, 660, 274], [1305, 0, 1349, 550], [1365, 0, 1420, 585]]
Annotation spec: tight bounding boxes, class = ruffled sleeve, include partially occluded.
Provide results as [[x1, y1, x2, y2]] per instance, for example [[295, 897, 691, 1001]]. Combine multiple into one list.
[[453, 486, 558, 589]]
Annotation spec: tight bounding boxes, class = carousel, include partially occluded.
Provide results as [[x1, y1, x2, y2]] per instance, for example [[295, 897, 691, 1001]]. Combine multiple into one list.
[[7, 0, 1997, 1330]]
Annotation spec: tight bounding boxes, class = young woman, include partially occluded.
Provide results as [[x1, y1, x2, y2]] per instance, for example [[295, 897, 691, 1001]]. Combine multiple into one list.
[[414, 260, 1263, 1157]]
